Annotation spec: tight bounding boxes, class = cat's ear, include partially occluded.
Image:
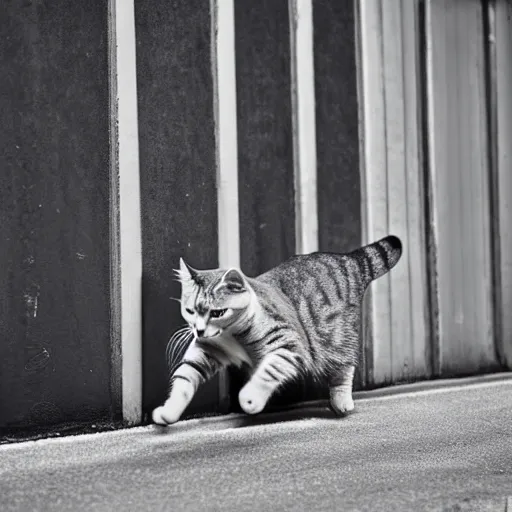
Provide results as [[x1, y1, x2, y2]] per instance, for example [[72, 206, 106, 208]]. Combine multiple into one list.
[[221, 268, 246, 292], [178, 258, 198, 282]]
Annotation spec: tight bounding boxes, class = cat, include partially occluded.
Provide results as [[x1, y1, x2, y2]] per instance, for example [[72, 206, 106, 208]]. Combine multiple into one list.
[[152, 235, 402, 425]]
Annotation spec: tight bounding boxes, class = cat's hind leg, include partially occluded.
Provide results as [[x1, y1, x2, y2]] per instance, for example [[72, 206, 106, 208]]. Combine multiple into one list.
[[238, 348, 301, 415], [329, 365, 355, 416]]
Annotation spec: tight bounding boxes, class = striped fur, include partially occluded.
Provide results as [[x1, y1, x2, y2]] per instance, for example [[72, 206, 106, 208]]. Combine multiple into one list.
[[152, 235, 402, 425]]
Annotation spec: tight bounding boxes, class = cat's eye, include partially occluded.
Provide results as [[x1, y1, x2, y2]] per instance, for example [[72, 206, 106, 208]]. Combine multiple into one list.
[[210, 308, 227, 318], [185, 308, 194, 315]]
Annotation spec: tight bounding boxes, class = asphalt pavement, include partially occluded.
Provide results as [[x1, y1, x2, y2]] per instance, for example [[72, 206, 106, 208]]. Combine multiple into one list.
[[1, 374, 512, 512]]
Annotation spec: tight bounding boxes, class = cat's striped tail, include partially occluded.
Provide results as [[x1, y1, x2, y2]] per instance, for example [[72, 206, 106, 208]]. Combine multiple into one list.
[[350, 235, 402, 288]]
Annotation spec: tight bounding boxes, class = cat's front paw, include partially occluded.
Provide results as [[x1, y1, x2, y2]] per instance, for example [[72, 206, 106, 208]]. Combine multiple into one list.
[[152, 405, 181, 426], [329, 391, 355, 417], [238, 384, 269, 415]]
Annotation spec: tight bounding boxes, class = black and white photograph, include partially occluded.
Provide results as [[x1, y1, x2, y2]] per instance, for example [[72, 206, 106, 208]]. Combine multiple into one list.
[[1, 0, 511, 510]]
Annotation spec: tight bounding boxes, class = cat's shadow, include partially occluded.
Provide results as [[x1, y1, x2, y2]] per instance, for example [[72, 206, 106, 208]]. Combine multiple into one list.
[[151, 402, 354, 437], [229, 404, 343, 428]]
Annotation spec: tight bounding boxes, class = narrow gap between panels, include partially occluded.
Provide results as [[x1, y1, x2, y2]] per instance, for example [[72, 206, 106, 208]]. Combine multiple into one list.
[[417, 0, 441, 378]]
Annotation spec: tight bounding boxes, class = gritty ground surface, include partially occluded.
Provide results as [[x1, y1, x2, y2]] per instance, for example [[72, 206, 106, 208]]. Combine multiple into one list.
[[1, 378, 512, 512]]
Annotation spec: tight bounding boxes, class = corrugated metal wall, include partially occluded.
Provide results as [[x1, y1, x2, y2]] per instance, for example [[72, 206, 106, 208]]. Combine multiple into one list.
[[140, 0, 512, 417], [1, 0, 510, 430], [358, 0, 511, 388], [425, 0, 498, 376], [358, 0, 431, 387]]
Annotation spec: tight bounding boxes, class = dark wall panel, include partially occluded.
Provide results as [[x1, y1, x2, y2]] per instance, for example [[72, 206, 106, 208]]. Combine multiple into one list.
[[313, 1, 363, 392], [314, 0, 361, 254], [0, 0, 111, 428], [230, 0, 296, 410], [235, 0, 296, 279], [135, 0, 220, 417]]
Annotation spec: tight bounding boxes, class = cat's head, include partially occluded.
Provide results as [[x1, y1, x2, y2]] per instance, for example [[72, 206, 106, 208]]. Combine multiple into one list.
[[177, 258, 252, 339]]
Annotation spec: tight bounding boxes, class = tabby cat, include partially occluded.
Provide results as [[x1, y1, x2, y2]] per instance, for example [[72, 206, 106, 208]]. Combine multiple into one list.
[[153, 235, 402, 425]]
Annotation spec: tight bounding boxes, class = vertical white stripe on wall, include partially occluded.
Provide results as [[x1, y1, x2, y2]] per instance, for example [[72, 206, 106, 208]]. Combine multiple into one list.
[[110, 0, 143, 424], [358, 0, 429, 384], [358, 0, 392, 384], [211, 0, 240, 408], [289, 0, 319, 254], [212, 0, 240, 270]]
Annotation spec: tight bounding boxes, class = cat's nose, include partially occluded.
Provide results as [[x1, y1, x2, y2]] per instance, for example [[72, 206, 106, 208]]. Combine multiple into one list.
[[196, 329, 205, 338]]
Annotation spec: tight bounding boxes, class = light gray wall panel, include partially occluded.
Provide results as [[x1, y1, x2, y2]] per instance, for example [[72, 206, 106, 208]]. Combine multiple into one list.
[[426, 0, 497, 374]]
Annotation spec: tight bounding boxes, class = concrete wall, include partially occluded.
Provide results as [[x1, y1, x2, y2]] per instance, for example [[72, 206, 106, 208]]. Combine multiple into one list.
[[0, 0, 112, 428]]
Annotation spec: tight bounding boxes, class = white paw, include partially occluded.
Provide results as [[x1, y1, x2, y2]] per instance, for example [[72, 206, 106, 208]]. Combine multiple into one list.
[[238, 384, 268, 415], [152, 405, 181, 426], [329, 392, 355, 416]]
